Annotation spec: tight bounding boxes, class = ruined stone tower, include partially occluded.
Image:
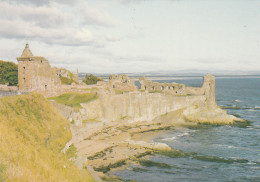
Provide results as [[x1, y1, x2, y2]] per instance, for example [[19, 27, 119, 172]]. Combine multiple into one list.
[[17, 44, 61, 93]]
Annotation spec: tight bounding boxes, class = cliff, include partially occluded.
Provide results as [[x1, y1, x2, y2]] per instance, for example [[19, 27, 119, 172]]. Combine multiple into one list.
[[0, 93, 95, 181]]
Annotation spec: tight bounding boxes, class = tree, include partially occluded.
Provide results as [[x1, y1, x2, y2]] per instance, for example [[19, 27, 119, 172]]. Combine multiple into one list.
[[0, 60, 18, 86], [83, 74, 103, 85]]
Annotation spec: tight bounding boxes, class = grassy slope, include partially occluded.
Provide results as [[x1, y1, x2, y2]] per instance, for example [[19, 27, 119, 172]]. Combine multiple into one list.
[[0, 93, 95, 182], [49, 92, 98, 109]]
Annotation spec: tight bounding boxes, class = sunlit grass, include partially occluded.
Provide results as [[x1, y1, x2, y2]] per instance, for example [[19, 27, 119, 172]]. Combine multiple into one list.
[[49, 92, 98, 109], [0, 93, 95, 181]]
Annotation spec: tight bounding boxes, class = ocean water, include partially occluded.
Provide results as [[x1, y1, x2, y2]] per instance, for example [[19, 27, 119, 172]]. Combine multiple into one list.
[[114, 77, 260, 182]]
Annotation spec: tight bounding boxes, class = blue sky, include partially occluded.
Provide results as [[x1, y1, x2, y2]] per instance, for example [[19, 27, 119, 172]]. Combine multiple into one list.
[[0, 0, 259, 73]]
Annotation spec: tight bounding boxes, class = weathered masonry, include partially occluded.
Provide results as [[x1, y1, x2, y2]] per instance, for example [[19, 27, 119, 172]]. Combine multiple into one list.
[[17, 44, 61, 93]]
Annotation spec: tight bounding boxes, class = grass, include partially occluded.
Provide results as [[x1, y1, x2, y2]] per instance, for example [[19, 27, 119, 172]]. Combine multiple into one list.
[[120, 116, 128, 120], [0, 163, 6, 181], [0, 93, 95, 181], [114, 89, 129, 94], [49, 92, 98, 109], [65, 144, 77, 159]]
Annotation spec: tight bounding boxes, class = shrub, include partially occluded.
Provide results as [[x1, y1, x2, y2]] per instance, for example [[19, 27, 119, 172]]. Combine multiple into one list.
[[60, 76, 78, 85], [83, 74, 103, 85]]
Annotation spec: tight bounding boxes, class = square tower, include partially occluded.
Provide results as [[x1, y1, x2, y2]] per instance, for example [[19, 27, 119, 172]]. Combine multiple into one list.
[[17, 44, 61, 93]]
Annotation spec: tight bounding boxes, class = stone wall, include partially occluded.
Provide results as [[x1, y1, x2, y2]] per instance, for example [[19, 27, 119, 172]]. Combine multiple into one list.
[[97, 74, 137, 92], [139, 74, 214, 97], [69, 74, 217, 124], [80, 92, 206, 123]]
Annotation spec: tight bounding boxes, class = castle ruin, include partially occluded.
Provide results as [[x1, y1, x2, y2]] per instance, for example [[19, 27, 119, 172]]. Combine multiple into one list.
[[17, 44, 61, 94]]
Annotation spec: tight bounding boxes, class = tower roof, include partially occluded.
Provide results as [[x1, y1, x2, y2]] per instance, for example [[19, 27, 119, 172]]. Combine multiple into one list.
[[21, 43, 34, 57]]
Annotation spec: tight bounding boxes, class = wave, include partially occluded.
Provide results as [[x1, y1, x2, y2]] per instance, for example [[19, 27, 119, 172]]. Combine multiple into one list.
[[162, 132, 190, 141], [235, 99, 242, 102], [221, 106, 256, 110]]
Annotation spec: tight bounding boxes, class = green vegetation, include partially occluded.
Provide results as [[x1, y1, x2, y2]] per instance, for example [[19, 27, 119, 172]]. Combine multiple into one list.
[[101, 175, 136, 182], [132, 167, 149, 172], [0, 93, 94, 181], [65, 144, 78, 159], [83, 74, 103, 85], [192, 155, 248, 164], [0, 60, 18, 86], [134, 151, 153, 158], [60, 76, 78, 85], [120, 115, 128, 120], [0, 163, 6, 181], [88, 147, 113, 160], [138, 159, 171, 169], [154, 149, 195, 158], [93, 160, 127, 173], [114, 90, 129, 94], [49, 92, 98, 109], [148, 90, 162, 93]]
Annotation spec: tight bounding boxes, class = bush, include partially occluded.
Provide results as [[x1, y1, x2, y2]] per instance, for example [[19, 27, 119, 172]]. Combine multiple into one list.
[[60, 76, 78, 85], [83, 74, 103, 85], [0, 60, 18, 86]]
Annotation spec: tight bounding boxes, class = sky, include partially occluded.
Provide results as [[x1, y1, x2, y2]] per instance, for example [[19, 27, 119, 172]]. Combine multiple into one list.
[[0, 0, 260, 74]]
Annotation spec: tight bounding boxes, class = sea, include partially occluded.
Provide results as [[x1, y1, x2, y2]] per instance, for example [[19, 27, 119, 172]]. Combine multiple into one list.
[[113, 76, 260, 182]]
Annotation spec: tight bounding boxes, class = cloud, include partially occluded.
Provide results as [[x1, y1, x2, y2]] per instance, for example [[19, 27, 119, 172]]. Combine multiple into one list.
[[0, 2, 68, 28], [81, 4, 117, 27], [0, 1, 117, 47], [106, 34, 121, 42], [0, 19, 104, 47], [3, 0, 78, 6]]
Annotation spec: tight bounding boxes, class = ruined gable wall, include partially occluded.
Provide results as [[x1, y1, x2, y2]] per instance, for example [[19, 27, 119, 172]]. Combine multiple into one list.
[[108, 74, 137, 91]]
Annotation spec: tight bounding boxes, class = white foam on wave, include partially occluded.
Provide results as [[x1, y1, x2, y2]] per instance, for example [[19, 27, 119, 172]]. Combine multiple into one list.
[[161, 131, 191, 141], [162, 136, 177, 141], [228, 145, 240, 149], [235, 99, 242, 102]]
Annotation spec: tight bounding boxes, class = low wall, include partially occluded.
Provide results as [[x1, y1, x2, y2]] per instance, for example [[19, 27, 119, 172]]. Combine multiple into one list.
[[0, 90, 19, 97]]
